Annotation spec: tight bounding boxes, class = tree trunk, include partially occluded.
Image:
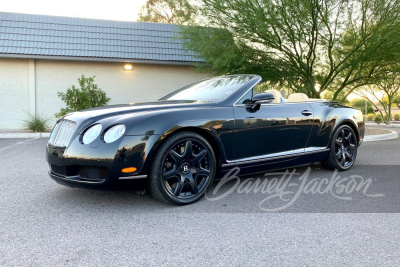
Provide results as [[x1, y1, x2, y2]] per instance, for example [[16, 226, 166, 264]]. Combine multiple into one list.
[[305, 78, 318, 98], [387, 99, 392, 125]]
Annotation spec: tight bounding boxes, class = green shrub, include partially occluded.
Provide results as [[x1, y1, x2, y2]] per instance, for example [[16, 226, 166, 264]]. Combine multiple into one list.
[[22, 113, 50, 132], [394, 113, 400, 121], [55, 75, 110, 118], [367, 113, 375, 121], [384, 114, 393, 122], [374, 114, 383, 124], [349, 98, 374, 114]]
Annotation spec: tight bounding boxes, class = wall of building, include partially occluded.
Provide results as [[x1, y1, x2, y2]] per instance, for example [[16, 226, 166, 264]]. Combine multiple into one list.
[[0, 58, 212, 129], [0, 58, 30, 129]]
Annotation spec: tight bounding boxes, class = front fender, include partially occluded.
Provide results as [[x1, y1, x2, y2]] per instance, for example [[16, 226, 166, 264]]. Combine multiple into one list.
[[97, 107, 235, 175]]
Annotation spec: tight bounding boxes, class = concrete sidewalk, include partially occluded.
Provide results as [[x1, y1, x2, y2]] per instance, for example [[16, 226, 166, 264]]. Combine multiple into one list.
[[364, 129, 398, 142], [0, 132, 50, 138], [365, 122, 400, 128]]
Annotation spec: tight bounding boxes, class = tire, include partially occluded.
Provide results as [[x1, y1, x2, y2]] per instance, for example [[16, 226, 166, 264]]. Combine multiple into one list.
[[149, 131, 216, 205], [323, 125, 358, 171]]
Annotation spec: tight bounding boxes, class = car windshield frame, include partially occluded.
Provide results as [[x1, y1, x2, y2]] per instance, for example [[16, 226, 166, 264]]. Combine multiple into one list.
[[159, 75, 256, 102]]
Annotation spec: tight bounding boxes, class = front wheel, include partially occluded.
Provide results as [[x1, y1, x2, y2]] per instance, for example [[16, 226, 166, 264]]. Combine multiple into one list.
[[149, 131, 216, 205], [323, 125, 358, 171]]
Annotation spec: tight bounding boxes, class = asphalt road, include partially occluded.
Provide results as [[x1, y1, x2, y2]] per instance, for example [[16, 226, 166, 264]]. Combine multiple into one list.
[[1, 130, 399, 266]]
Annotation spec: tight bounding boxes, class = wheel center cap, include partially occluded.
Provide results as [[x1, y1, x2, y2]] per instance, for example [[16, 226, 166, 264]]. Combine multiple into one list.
[[181, 163, 191, 174]]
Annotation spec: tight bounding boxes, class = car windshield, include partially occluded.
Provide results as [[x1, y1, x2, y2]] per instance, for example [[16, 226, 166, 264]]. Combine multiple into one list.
[[159, 75, 254, 101]]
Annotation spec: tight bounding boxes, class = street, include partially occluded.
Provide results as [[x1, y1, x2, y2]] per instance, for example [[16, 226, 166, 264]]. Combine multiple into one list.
[[1, 129, 399, 266]]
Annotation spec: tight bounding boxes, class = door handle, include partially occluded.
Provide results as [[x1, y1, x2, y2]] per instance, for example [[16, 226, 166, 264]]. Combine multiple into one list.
[[301, 110, 313, 116]]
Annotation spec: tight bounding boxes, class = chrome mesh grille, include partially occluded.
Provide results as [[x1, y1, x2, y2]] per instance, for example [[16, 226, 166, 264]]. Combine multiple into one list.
[[78, 166, 107, 181], [50, 164, 107, 181], [50, 164, 68, 176], [49, 120, 77, 147]]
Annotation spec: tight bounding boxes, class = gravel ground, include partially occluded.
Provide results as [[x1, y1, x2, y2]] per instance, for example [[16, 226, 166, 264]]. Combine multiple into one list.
[[365, 128, 392, 135]]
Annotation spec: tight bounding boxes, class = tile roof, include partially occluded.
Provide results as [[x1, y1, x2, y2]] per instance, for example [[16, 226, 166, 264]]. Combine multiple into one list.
[[0, 12, 203, 64]]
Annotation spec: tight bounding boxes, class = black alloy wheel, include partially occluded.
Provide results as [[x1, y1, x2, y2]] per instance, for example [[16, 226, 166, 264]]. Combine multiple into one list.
[[323, 125, 358, 171], [149, 131, 216, 205]]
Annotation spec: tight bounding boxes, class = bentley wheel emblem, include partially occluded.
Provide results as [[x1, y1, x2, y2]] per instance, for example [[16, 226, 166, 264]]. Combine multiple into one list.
[[181, 163, 190, 174]]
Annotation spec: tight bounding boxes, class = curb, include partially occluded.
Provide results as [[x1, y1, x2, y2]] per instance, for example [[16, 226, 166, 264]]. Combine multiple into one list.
[[0, 132, 50, 138], [364, 130, 398, 142], [365, 123, 400, 128]]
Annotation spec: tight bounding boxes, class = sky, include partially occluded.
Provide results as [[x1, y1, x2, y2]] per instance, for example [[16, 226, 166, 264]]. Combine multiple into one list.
[[0, 0, 148, 22]]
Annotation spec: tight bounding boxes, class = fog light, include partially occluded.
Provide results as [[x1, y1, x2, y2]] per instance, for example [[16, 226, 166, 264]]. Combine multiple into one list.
[[122, 167, 137, 173]]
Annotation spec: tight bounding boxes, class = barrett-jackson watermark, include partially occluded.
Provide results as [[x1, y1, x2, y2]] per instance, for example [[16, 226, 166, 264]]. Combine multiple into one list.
[[206, 167, 384, 211]]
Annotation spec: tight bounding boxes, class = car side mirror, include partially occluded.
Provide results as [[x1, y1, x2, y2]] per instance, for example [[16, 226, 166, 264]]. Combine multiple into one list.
[[248, 93, 275, 110]]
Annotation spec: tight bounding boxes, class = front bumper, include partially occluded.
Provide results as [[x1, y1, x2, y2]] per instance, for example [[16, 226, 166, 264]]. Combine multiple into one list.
[[46, 134, 160, 188]]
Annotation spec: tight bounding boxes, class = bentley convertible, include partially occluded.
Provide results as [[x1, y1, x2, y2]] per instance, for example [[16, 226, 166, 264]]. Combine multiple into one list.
[[47, 75, 365, 205]]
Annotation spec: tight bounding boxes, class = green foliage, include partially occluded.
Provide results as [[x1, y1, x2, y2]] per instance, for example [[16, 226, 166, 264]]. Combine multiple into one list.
[[374, 114, 383, 124], [55, 75, 110, 118], [180, 26, 251, 74], [355, 72, 400, 125], [367, 113, 375, 121], [384, 113, 393, 122], [138, 0, 197, 25], [22, 113, 50, 132], [181, 0, 400, 99], [348, 98, 374, 114], [394, 94, 400, 104], [394, 113, 400, 121], [322, 91, 348, 104]]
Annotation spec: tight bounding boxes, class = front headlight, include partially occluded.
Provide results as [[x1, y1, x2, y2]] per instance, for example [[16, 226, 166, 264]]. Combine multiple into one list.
[[82, 124, 102, 144], [104, 125, 126, 143]]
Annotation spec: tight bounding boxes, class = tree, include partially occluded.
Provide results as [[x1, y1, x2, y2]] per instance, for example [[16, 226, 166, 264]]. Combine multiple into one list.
[[180, 0, 400, 99], [55, 75, 110, 118], [354, 72, 400, 125], [394, 94, 400, 105], [138, 0, 198, 25], [348, 98, 374, 114]]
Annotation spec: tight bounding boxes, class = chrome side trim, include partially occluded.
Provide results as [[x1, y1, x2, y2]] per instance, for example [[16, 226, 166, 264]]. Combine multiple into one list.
[[234, 101, 311, 107], [119, 175, 148, 180], [222, 163, 235, 167], [227, 148, 304, 165], [221, 147, 329, 167], [304, 147, 330, 154]]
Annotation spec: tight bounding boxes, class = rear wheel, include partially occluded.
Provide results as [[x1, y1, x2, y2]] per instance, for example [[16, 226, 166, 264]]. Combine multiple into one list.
[[149, 131, 216, 205], [323, 125, 358, 171]]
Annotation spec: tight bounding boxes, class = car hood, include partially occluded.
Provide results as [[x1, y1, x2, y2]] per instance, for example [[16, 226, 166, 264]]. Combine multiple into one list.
[[63, 100, 217, 124]]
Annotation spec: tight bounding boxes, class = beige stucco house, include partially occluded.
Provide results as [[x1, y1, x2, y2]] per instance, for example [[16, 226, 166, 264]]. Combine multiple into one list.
[[0, 12, 212, 129]]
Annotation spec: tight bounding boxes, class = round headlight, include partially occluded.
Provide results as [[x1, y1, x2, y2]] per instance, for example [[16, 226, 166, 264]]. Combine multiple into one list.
[[104, 125, 126, 143], [82, 124, 102, 144]]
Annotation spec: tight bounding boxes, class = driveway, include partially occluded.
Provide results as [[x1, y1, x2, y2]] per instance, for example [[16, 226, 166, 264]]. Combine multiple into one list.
[[1, 132, 399, 266]]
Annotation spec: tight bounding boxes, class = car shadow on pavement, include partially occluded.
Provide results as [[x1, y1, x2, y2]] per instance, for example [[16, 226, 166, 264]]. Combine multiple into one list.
[[45, 164, 400, 213]]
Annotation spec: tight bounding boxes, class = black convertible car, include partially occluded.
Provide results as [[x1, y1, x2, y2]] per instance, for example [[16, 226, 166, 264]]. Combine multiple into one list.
[[47, 75, 364, 205]]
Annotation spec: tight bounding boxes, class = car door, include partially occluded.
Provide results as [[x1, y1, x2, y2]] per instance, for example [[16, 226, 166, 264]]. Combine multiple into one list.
[[232, 89, 314, 161]]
